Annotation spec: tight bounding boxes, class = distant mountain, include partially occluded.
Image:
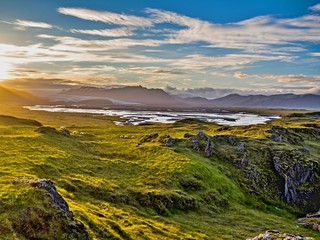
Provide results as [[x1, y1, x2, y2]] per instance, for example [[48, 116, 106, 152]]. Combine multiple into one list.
[[63, 86, 187, 107], [0, 85, 46, 105], [56, 85, 320, 109], [209, 93, 320, 109]]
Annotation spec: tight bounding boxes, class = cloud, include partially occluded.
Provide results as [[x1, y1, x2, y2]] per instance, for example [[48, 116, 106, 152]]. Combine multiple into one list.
[[127, 67, 185, 75], [233, 72, 248, 79], [310, 52, 320, 57], [14, 19, 53, 29], [310, 4, 320, 12], [170, 53, 294, 70], [38, 34, 162, 51], [264, 74, 320, 84], [70, 27, 135, 37], [146, 8, 320, 53], [58, 7, 153, 27]]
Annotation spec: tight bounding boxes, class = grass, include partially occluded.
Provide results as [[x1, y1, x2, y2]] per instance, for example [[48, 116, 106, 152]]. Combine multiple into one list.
[[0, 104, 319, 239]]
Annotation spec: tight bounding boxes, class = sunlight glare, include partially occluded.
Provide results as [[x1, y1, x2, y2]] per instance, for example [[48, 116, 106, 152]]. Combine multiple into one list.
[[0, 58, 11, 80]]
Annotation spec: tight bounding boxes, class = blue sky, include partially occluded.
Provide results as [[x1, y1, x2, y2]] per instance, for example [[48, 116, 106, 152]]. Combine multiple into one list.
[[0, 0, 319, 95]]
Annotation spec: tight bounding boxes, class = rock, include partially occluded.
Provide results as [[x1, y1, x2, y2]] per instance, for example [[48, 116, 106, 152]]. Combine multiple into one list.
[[213, 135, 237, 145], [272, 151, 316, 205], [204, 139, 215, 157], [266, 126, 304, 144], [196, 131, 209, 141], [192, 139, 200, 152], [12, 179, 90, 239], [34, 180, 70, 213], [165, 137, 177, 147], [247, 230, 310, 240], [35, 126, 59, 134], [139, 133, 159, 144], [184, 133, 193, 138], [60, 126, 70, 136], [234, 153, 247, 167], [297, 210, 320, 233], [237, 142, 245, 152]]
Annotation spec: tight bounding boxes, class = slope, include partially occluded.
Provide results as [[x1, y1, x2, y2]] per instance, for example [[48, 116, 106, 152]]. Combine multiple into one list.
[[0, 85, 45, 105], [0, 106, 319, 239]]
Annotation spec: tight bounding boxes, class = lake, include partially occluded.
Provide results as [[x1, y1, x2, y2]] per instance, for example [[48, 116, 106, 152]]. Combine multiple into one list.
[[25, 106, 280, 126]]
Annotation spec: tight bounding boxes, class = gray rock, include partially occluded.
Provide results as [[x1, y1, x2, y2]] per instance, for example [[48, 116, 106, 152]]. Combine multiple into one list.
[[196, 131, 208, 140], [165, 137, 177, 147], [184, 133, 193, 138], [35, 180, 70, 213], [237, 142, 245, 152], [272, 151, 316, 205], [192, 139, 200, 152], [213, 135, 237, 145], [204, 139, 215, 157]]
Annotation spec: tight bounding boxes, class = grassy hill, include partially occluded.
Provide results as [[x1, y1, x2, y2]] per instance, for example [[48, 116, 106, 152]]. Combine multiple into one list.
[[0, 85, 45, 105], [0, 105, 319, 239]]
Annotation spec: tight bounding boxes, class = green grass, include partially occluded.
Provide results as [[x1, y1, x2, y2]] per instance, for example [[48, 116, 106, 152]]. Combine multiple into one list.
[[0, 105, 319, 239]]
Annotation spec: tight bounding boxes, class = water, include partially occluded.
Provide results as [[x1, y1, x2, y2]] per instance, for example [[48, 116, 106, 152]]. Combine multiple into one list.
[[25, 105, 280, 126]]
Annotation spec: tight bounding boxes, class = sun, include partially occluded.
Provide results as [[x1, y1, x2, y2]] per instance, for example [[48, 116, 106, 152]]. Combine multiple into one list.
[[0, 58, 12, 80]]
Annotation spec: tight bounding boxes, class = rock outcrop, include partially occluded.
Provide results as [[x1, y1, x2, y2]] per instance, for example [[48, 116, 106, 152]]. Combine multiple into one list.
[[297, 210, 320, 233], [34, 180, 71, 213], [266, 126, 304, 144], [10, 179, 90, 240], [247, 230, 312, 240], [272, 150, 318, 208]]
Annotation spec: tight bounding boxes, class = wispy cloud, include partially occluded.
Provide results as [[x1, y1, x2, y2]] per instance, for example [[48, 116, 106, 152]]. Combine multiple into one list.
[[14, 19, 53, 29], [146, 8, 320, 53], [70, 27, 135, 37], [265, 74, 320, 84], [127, 67, 185, 75], [58, 7, 153, 27], [38, 34, 162, 51], [170, 54, 295, 70], [310, 3, 320, 12]]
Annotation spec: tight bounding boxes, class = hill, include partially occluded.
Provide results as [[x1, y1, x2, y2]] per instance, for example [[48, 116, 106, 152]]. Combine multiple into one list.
[[210, 93, 320, 109], [0, 85, 46, 105], [0, 105, 319, 239], [63, 85, 187, 107]]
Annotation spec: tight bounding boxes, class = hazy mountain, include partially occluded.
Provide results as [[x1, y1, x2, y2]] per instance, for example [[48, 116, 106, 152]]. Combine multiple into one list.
[[209, 93, 320, 109], [62, 86, 320, 109], [63, 86, 187, 107], [0, 85, 46, 105]]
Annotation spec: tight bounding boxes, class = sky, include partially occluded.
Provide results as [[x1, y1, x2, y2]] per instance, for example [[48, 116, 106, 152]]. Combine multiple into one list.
[[0, 0, 320, 96]]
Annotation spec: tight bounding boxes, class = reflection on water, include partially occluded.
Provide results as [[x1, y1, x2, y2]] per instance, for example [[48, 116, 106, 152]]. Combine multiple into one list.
[[25, 105, 280, 126]]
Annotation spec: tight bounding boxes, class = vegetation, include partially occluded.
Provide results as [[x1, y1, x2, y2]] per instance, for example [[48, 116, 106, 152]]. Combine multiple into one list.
[[0, 105, 319, 239]]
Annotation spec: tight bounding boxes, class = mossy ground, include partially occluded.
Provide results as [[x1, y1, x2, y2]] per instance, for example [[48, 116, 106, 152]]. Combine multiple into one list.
[[0, 105, 319, 239]]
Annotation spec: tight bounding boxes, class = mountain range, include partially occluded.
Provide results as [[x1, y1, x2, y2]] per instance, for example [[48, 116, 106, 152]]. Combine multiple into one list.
[[1, 84, 320, 109], [62, 86, 320, 109]]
